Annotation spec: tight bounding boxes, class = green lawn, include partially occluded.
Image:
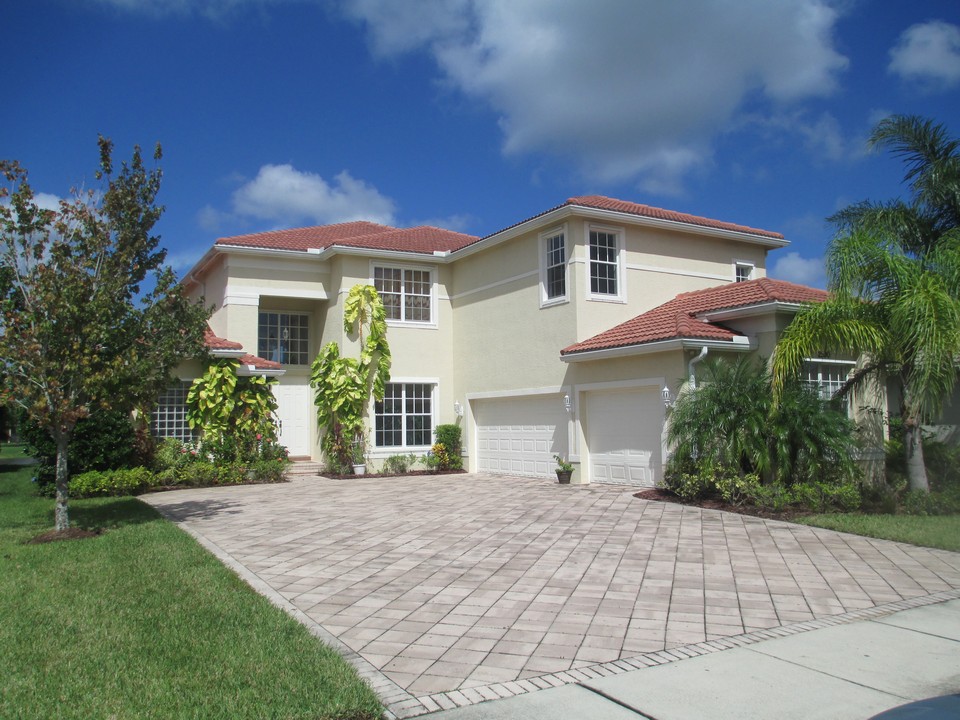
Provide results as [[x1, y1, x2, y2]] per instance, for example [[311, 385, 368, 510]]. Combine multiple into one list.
[[0, 465, 383, 720], [0, 443, 31, 460], [797, 512, 960, 552]]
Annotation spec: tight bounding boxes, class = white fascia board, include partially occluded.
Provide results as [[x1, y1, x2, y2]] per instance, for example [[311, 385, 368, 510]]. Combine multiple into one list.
[[216, 244, 326, 260], [209, 349, 245, 359], [560, 337, 756, 363], [316, 245, 448, 263], [236, 366, 286, 377], [697, 301, 804, 321], [181, 245, 222, 290]]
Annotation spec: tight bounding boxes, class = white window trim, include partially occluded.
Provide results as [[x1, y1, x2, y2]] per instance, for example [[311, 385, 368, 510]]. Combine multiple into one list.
[[539, 225, 569, 308], [257, 309, 313, 366], [370, 261, 438, 329], [371, 378, 439, 454], [734, 260, 755, 283], [585, 223, 626, 303]]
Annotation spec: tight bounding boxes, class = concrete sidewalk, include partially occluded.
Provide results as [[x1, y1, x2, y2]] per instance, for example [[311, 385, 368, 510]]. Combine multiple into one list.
[[424, 598, 960, 719]]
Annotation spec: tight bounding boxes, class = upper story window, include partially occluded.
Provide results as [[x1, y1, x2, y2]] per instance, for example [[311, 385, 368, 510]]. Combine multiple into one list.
[[589, 228, 622, 299], [735, 262, 754, 283], [374, 266, 432, 323], [375, 383, 434, 449], [540, 228, 567, 306], [258, 312, 310, 365]]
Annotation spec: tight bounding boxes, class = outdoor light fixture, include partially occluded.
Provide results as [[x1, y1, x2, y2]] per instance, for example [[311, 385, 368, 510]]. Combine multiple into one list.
[[661, 385, 674, 408], [563, 394, 572, 412], [454, 401, 464, 417]]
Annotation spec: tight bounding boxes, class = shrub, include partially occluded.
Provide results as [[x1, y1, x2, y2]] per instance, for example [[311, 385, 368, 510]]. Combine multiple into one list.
[[69, 467, 155, 498], [788, 480, 862, 513], [900, 487, 960, 516], [715, 473, 761, 506], [178, 461, 218, 487], [382, 453, 418, 474], [433, 425, 463, 470], [24, 410, 145, 495], [749, 482, 791, 513], [249, 459, 287, 483], [662, 462, 714, 501], [215, 462, 248, 485]]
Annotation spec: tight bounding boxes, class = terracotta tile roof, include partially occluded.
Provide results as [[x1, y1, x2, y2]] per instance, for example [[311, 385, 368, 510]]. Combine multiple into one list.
[[561, 278, 828, 356], [482, 195, 785, 242], [203, 325, 281, 371], [215, 221, 479, 255], [204, 325, 242, 350], [238, 353, 282, 371]]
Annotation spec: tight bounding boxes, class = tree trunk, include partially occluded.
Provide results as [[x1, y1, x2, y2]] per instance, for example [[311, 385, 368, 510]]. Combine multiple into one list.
[[903, 417, 930, 493], [54, 432, 71, 531]]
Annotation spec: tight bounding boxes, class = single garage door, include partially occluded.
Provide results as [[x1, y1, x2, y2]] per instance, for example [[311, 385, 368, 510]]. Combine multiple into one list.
[[586, 388, 663, 486], [475, 396, 567, 477]]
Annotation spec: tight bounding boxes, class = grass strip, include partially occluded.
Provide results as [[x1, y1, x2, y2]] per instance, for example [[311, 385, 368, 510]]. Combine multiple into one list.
[[797, 512, 960, 552], [0, 465, 383, 720]]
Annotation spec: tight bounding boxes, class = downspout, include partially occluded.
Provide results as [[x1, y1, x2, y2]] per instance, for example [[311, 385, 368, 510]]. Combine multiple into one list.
[[688, 346, 708, 389]]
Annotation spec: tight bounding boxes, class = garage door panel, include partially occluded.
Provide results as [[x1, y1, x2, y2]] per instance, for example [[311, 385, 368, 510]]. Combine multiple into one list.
[[587, 389, 662, 487], [476, 396, 567, 478]]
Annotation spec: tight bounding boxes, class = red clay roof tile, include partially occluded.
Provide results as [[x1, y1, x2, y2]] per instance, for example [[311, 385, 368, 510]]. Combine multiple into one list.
[[203, 325, 242, 350], [561, 278, 827, 356]]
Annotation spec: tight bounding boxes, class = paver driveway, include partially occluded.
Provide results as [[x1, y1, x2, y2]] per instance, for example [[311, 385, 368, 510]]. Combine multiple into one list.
[[144, 474, 960, 716]]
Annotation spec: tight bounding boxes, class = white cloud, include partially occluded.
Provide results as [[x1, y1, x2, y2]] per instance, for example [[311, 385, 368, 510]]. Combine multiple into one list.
[[231, 164, 397, 226], [342, 0, 849, 191], [889, 20, 960, 89], [770, 251, 826, 288]]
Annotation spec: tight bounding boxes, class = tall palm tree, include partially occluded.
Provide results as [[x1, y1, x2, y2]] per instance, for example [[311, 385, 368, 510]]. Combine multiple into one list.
[[774, 116, 960, 492]]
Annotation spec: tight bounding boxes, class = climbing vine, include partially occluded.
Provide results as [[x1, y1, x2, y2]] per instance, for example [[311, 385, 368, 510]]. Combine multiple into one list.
[[310, 284, 391, 471]]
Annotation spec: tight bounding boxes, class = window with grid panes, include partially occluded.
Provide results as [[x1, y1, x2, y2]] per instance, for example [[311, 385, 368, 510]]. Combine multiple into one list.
[[152, 382, 195, 443], [258, 312, 309, 365], [589, 230, 618, 295], [802, 360, 853, 408], [375, 383, 433, 448], [374, 267, 432, 323], [735, 263, 753, 282], [545, 232, 566, 300]]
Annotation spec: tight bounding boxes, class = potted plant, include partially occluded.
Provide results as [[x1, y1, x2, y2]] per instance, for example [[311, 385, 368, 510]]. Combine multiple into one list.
[[554, 455, 574, 484], [351, 436, 367, 476]]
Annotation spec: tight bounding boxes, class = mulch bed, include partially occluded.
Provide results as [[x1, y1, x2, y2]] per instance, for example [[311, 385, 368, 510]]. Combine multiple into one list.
[[634, 487, 812, 522], [320, 469, 468, 480], [28, 527, 104, 544]]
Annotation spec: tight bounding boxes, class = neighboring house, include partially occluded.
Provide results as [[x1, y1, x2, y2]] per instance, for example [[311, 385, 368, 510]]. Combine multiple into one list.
[[169, 194, 857, 485]]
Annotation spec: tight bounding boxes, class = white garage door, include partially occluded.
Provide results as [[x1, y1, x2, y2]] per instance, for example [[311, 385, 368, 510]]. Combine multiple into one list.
[[587, 388, 663, 486], [273, 383, 312, 458], [475, 396, 567, 477]]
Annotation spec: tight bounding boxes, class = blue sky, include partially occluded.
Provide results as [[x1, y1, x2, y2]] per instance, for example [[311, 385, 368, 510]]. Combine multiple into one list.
[[5, 0, 960, 288]]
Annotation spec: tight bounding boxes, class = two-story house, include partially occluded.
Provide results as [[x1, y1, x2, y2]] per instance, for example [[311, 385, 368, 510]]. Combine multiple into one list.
[[168, 195, 847, 485]]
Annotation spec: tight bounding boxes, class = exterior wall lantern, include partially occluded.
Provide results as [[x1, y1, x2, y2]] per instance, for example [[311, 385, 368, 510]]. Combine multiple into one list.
[[453, 401, 464, 417], [661, 385, 675, 408], [563, 394, 572, 412]]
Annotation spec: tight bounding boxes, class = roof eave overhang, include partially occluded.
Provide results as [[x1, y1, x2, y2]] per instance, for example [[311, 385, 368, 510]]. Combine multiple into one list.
[[314, 245, 453, 263], [697, 301, 805, 322], [209, 348, 245, 359], [560, 336, 756, 363], [236, 365, 286, 377], [453, 203, 787, 261]]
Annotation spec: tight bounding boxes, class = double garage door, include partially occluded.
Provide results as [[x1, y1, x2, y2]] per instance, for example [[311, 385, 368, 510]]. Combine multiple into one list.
[[474, 388, 663, 486]]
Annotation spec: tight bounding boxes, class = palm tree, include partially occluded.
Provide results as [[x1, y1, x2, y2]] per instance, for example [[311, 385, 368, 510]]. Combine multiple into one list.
[[774, 116, 960, 492]]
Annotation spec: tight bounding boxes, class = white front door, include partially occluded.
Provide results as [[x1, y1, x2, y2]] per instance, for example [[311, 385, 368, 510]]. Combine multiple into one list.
[[273, 384, 312, 458], [474, 395, 567, 477], [586, 388, 663, 486]]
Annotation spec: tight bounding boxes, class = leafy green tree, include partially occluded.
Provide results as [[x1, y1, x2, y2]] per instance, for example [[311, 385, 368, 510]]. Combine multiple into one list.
[[0, 138, 209, 530], [311, 284, 391, 470], [666, 356, 859, 486], [774, 116, 960, 492]]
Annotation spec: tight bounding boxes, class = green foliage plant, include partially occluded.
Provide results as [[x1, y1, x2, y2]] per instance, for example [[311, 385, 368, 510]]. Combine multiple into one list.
[[0, 139, 210, 529], [186, 359, 280, 462], [382, 453, 418, 474], [311, 284, 391, 470], [774, 115, 960, 493], [554, 455, 574, 472], [69, 467, 154, 498]]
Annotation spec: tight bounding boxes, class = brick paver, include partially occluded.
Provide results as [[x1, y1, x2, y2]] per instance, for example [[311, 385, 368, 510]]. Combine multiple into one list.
[[144, 475, 960, 714]]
